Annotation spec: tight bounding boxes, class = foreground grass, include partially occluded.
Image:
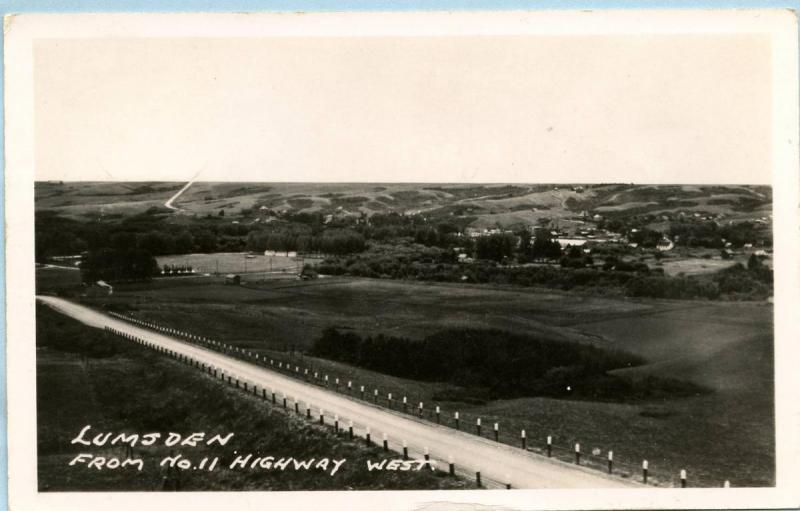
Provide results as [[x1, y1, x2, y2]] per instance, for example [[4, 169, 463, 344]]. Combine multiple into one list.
[[36, 304, 470, 491]]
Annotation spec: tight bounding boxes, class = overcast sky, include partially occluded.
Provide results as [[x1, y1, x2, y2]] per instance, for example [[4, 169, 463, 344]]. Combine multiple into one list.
[[34, 34, 771, 184]]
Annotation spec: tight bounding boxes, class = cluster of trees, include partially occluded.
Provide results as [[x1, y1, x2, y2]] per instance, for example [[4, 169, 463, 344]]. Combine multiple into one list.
[[313, 242, 772, 301], [317, 250, 627, 290], [668, 221, 771, 249], [475, 233, 517, 262], [628, 228, 664, 248], [37, 200, 560, 267], [528, 230, 563, 261], [473, 229, 562, 263], [560, 246, 594, 269], [711, 255, 773, 299], [246, 228, 366, 255], [80, 248, 159, 283], [310, 327, 704, 401], [35, 209, 248, 261], [412, 224, 462, 247], [592, 213, 771, 251], [37, 207, 373, 264], [622, 253, 772, 301]]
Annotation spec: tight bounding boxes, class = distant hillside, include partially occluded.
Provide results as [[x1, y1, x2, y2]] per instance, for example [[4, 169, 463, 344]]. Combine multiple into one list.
[[36, 182, 772, 230]]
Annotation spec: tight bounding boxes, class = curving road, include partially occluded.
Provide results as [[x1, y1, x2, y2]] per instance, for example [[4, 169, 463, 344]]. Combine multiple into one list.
[[38, 295, 641, 489]]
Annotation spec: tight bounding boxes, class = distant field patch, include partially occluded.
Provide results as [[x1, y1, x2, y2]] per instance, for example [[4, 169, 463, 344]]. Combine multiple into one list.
[[659, 258, 739, 277], [287, 197, 314, 209], [595, 201, 658, 212], [156, 252, 319, 275], [329, 196, 369, 208]]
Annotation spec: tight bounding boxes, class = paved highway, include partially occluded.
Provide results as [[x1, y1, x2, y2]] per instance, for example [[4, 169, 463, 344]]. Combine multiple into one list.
[[38, 295, 641, 489]]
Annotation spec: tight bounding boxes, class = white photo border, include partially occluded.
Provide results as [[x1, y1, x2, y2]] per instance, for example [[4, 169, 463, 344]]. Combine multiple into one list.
[[4, 10, 799, 511]]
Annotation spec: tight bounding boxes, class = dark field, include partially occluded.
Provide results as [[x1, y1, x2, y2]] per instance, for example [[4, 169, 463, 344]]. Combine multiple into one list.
[[43, 270, 775, 488], [36, 303, 468, 491]]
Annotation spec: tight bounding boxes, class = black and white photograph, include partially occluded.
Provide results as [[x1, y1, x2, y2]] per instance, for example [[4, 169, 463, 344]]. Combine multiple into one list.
[[4, 9, 800, 511]]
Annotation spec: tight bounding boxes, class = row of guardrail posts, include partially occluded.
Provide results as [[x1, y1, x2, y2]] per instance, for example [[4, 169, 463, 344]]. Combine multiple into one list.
[[106, 313, 725, 489]]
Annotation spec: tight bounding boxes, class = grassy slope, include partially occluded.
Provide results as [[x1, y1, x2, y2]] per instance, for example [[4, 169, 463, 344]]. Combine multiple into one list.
[[59, 274, 775, 487], [36, 303, 469, 491], [35, 181, 184, 220]]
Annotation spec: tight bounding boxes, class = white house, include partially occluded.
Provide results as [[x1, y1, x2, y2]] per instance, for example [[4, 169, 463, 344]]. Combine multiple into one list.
[[656, 238, 674, 252], [556, 238, 588, 248]]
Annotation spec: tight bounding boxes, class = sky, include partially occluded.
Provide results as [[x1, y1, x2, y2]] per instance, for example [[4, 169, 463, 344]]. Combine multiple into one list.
[[33, 34, 772, 184]]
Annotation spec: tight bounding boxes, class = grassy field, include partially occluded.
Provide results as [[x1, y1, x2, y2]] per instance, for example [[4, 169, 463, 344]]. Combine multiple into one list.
[[156, 253, 321, 275], [632, 247, 771, 278], [36, 303, 469, 491], [51, 273, 775, 488]]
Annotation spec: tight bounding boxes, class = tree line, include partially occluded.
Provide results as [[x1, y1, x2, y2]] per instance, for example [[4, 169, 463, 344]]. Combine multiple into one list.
[[80, 248, 159, 283], [246, 228, 366, 255], [314, 244, 773, 301], [309, 327, 705, 401]]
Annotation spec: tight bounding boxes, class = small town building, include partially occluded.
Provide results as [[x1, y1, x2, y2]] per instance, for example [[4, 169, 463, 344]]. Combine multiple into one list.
[[557, 238, 588, 248], [656, 238, 674, 252]]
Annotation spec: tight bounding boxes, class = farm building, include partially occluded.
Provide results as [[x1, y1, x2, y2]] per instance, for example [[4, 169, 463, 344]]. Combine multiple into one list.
[[225, 274, 241, 285], [556, 238, 588, 248], [457, 253, 474, 263], [656, 238, 674, 252]]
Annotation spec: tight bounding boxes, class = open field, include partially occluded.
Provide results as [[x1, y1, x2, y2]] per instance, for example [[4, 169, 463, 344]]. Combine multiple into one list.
[[51, 274, 774, 487], [36, 304, 467, 491], [634, 247, 771, 277], [156, 252, 321, 275], [657, 257, 740, 277]]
